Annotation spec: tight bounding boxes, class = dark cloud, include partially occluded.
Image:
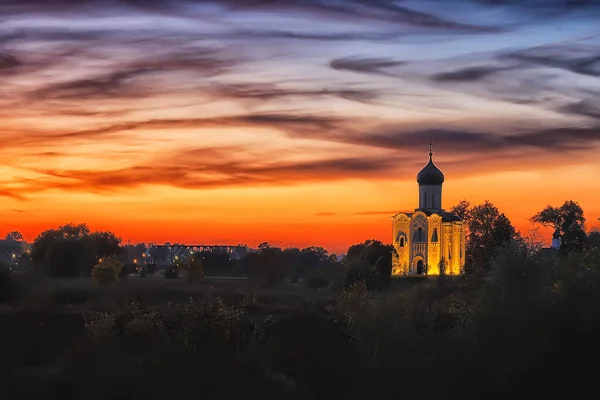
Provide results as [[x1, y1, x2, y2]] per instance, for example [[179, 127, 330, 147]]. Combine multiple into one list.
[[221, 29, 401, 42], [0, 113, 344, 149], [559, 100, 600, 120], [432, 65, 514, 82], [316, 210, 397, 217], [31, 68, 156, 100], [20, 147, 403, 195], [208, 82, 380, 104], [330, 56, 406, 76], [0, 0, 502, 32], [352, 126, 600, 153], [0, 51, 20, 70], [505, 45, 600, 77]]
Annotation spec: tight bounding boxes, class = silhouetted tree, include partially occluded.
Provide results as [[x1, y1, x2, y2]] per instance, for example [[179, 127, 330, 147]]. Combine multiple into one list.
[[248, 242, 289, 287], [91, 257, 123, 285], [450, 200, 472, 221], [0, 231, 24, 265], [588, 229, 600, 249], [31, 223, 122, 277], [531, 200, 587, 254], [345, 240, 395, 287], [456, 200, 517, 272]]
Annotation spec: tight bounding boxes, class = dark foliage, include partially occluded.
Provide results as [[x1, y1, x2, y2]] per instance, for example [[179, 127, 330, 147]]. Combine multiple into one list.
[[31, 224, 122, 278], [344, 261, 383, 291], [531, 200, 587, 254], [164, 266, 179, 279], [4, 226, 600, 399], [303, 275, 330, 289], [451, 200, 518, 273], [52, 288, 91, 306], [343, 240, 395, 289], [0, 263, 19, 304]]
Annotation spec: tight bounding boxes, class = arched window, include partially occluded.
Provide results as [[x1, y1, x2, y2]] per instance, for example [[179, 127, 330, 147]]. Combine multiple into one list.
[[431, 228, 438, 242], [400, 237, 405, 247]]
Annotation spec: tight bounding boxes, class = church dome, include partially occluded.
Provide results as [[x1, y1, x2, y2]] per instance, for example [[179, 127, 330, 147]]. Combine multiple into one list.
[[417, 143, 444, 185]]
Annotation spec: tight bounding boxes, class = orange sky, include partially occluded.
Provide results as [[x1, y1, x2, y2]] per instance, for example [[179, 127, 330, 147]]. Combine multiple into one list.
[[1, 1, 600, 254]]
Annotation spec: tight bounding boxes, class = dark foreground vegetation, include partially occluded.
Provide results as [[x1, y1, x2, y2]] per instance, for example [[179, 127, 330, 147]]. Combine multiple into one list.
[[1, 199, 598, 399], [2, 243, 600, 400]]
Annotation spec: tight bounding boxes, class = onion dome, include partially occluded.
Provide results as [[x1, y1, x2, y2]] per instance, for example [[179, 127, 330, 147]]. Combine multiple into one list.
[[417, 142, 444, 185]]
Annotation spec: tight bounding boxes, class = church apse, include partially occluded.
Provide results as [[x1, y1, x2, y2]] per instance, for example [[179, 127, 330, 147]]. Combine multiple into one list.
[[391, 142, 465, 276]]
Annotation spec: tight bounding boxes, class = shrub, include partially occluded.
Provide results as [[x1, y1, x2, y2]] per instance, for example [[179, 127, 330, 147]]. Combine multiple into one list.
[[91, 258, 123, 285], [53, 288, 91, 305], [164, 266, 179, 279], [119, 263, 137, 278], [146, 263, 158, 274], [304, 275, 330, 289], [184, 257, 204, 283], [344, 261, 383, 292], [0, 263, 19, 304]]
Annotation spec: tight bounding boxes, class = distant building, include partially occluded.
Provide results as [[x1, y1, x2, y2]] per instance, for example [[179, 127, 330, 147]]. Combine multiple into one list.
[[391, 143, 466, 276]]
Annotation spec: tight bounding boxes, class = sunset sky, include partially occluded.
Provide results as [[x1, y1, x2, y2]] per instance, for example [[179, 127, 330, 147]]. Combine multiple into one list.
[[1, 0, 599, 253]]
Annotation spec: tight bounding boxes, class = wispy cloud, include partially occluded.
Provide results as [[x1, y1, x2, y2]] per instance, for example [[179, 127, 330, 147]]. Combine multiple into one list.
[[1, 0, 600, 201], [330, 56, 406, 76]]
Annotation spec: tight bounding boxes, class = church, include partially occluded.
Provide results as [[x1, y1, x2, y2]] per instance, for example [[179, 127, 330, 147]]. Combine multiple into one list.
[[391, 143, 466, 276]]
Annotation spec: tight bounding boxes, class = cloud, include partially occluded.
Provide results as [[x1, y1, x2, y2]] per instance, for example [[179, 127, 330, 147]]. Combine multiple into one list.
[[14, 147, 404, 197], [31, 68, 156, 101], [25, 46, 242, 102], [505, 45, 600, 77], [559, 100, 600, 120], [207, 82, 381, 104], [432, 65, 514, 82], [316, 210, 397, 217], [330, 56, 406, 76]]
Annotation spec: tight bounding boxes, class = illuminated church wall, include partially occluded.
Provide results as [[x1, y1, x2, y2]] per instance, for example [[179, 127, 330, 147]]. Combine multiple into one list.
[[391, 143, 465, 276]]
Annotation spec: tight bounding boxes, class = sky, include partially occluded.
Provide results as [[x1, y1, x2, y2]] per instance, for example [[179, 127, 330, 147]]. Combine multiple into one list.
[[1, 0, 599, 253]]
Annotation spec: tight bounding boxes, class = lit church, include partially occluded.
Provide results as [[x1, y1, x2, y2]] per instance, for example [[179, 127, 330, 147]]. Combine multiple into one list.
[[391, 143, 466, 276]]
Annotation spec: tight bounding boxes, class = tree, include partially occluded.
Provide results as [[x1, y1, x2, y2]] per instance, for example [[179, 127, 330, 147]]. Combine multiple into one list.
[[450, 200, 472, 221], [345, 240, 396, 287], [521, 225, 545, 256], [31, 224, 122, 277], [0, 231, 24, 265], [587, 229, 600, 249], [456, 200, 518, 272], [183, 255, 204, 283], [531, 200, 587, 254], [91, 257, 123, 285]]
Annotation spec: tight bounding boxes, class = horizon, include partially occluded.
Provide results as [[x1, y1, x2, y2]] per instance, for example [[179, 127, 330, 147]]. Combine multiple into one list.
[[1, 0, 599, 254]]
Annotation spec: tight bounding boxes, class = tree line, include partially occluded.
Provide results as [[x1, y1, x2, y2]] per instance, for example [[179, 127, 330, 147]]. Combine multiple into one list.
[[1, 198, 598, 287]]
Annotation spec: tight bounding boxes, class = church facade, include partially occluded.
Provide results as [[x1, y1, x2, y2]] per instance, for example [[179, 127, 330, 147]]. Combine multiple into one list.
[[391, 144, 466, 276]]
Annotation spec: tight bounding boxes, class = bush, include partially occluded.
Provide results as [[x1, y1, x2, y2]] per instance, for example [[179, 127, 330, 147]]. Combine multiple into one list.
[[304, 275, 330, 289], [0, 263, 19, 304], [119, 263, 137, 278], [344, 261, 384, 292], [145, 263, 158, 274], [184, 257, 204, 283], [91, 258, 122, 285], [53, 288, 91, 305], [164, 266, 179, 279]]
